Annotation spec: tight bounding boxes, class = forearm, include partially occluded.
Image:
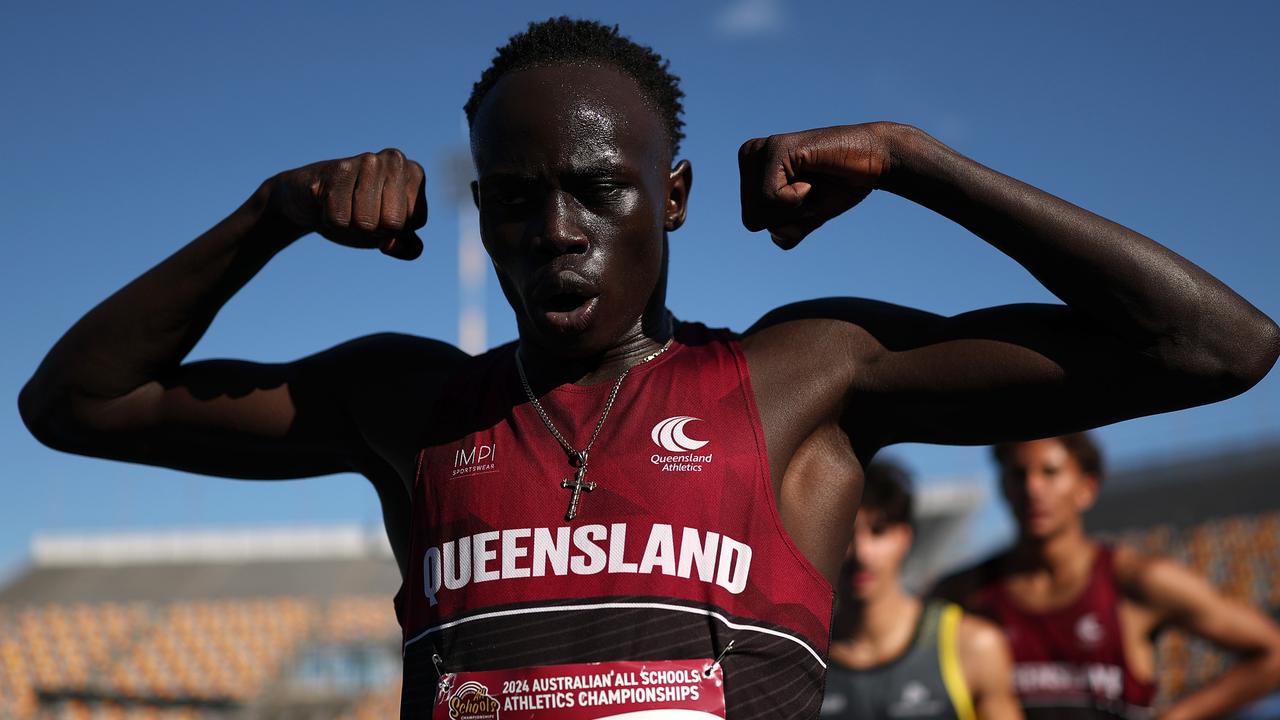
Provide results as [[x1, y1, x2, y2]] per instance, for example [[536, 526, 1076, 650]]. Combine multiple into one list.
[[878, 123, 1279, 387], [21, 179, 300, 416], [1161, 653, 1280, 720]]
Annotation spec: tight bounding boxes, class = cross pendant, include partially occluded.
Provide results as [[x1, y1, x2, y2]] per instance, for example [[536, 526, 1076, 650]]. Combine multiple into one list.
[[561, 452, 597, 521]]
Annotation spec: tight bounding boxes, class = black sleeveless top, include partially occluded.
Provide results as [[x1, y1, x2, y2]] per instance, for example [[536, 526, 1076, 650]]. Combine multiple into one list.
[[821, 600, 975, 720]]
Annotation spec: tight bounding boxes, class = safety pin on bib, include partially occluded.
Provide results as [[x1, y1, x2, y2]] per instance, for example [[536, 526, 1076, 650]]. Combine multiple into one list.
[[703, 639, 736, 678]]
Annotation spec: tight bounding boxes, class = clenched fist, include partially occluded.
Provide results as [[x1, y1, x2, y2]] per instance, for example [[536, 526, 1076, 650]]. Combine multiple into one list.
[[266, 148, 427, 260], [738, 123, 894, 249]]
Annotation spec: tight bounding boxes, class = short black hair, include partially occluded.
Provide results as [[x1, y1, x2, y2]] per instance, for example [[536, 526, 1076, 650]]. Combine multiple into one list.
[[465, 17, 686, 155], [992, 432, 1105, 483], [860, 460, 914, 529]]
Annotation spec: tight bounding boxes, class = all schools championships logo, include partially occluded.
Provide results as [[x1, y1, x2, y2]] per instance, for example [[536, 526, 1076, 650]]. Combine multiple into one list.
[[448, 680, 500, 720], [650, 416, 713, 472]]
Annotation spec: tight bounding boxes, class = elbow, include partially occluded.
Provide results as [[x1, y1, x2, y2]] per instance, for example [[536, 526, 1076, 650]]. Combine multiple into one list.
[[19, 379, 61, 450], [1219, 312, 1280, 395], [1260, 642, 1280, 691], [18, 379, 83, 454], [1170, 312, 1280, 402]]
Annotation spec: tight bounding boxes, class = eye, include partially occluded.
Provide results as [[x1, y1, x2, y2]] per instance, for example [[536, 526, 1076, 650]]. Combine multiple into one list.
[[494, 189, 531, 207], [482, 178, 538, 208], [575, 181, 626, 204]]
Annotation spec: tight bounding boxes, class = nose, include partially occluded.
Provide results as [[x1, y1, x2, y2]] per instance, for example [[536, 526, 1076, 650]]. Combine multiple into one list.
[[534, 190, 588, 256]]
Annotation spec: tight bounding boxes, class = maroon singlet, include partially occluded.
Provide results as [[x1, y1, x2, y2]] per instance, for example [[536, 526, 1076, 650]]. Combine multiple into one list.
[[395, 322, 833, 719], [973, 545, 1156, 719]]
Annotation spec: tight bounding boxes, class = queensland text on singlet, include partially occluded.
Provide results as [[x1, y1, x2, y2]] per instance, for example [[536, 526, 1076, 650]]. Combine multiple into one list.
[[421, 522, 753, 605]]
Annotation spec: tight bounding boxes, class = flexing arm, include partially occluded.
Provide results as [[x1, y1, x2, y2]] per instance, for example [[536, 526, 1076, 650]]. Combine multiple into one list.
[[1119, 552, 1280, 720], [740, 123, 1279, 447], [957, 614, 1023, 720], [18, 149, 442, 479]]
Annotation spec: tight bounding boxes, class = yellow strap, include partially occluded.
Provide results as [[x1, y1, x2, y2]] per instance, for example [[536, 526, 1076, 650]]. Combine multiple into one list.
[[938, 602, 977, 720]]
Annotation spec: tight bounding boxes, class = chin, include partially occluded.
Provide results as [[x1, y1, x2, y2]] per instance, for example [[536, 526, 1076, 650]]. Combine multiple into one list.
[[523, 305, 645, 359], [1022, 523, 1061, 543], [521, 319, 610, 359]]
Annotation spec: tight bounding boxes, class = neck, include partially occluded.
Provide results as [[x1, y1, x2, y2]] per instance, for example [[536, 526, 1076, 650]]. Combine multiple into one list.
[[838, 580, 916, 642], [519, 309, 674, 387], [832, 584, 920, 667]]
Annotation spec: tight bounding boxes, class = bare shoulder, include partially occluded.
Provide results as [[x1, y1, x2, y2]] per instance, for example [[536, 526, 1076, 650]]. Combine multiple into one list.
[[741, 301, 871, 369], [1109, 544, 1233, 629], [957, 612, 1010, 659], [955, 606, 1022, 718], [309, 331, 468, 375], [326, 333, 472, 468], [1110, 544, 1185, 598], [742, 296, 944, 357], [742, 298, 944, 443], [312, 332, 469, 423]]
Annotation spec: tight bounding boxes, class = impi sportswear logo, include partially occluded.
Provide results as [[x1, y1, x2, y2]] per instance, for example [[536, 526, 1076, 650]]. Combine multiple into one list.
[[650, 416, 713, 472]]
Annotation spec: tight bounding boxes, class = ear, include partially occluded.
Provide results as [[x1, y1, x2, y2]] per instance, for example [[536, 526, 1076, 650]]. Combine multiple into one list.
[[664, 159, 693, 231], [470, 180, 480, 210]]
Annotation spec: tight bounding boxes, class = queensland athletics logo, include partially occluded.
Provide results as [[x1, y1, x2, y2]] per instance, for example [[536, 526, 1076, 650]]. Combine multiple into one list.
[[1075, 612, 1105, 647], [447, 680, 500, 720], [650, 416, 713, 472]]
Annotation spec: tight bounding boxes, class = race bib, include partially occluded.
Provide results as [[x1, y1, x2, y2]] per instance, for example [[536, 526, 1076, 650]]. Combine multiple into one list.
[[433, 658, 726, 719]]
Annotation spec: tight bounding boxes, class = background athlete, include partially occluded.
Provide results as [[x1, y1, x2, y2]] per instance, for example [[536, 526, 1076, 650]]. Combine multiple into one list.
[[18, 17, 1280, 719], [822, 461, 1021, 720], [934, 434, 1280, 719]]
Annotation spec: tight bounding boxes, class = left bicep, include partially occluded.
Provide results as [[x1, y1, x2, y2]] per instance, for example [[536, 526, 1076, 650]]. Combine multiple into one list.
[[850, 301, 1218, 446]]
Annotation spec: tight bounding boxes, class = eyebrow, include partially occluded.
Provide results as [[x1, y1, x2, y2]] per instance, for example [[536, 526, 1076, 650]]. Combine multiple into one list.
[[479, 158, 634, 182]]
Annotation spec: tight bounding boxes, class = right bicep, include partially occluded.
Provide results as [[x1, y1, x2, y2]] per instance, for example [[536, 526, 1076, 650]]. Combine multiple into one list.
[[36, 333, 462, 480]]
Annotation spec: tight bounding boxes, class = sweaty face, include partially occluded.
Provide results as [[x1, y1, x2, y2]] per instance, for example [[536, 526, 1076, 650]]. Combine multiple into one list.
[[1000, 439, 1098, 541], [469, 64, 680, 357], [843, 510, 912, 602]]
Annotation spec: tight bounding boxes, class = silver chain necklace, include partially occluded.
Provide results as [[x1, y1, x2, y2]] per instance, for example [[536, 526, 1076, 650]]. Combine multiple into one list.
[[515, 336, 675, 520]]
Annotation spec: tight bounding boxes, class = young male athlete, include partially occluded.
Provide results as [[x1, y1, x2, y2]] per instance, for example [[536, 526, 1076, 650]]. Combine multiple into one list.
[[934, 434, 1280, 719], [18, 17, 1280, 719], [822, 461, 1022, 720]]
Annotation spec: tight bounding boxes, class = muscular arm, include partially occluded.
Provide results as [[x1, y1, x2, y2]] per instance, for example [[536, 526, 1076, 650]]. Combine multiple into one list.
[[957, 614, 1023, 720], [741, 123, 1279, 450], [18, 149, 445, 481], [1118, 551, 1280, 720]]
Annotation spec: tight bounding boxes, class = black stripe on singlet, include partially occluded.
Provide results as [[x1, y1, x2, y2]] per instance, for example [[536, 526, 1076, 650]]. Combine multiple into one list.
[[401, 595, 826, 720]]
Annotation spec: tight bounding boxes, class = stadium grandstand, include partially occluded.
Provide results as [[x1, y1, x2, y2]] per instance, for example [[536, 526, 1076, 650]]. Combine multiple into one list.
[[0, 526, 402, 719]]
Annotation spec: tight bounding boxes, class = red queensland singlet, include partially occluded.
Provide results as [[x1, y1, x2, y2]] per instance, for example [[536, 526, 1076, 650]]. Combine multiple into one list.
[[972, 545, 1156, 720], [394, 321, 834, 719]]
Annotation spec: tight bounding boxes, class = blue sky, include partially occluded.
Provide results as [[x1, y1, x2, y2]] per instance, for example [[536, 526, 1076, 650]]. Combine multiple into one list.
[[2, 1, 1278, 579]]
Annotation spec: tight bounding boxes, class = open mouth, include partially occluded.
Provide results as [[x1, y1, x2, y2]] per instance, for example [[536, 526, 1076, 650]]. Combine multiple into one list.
[[531, 271, 601, 334], [544, 292, 592, 313], [540, 294, 599, 332]]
